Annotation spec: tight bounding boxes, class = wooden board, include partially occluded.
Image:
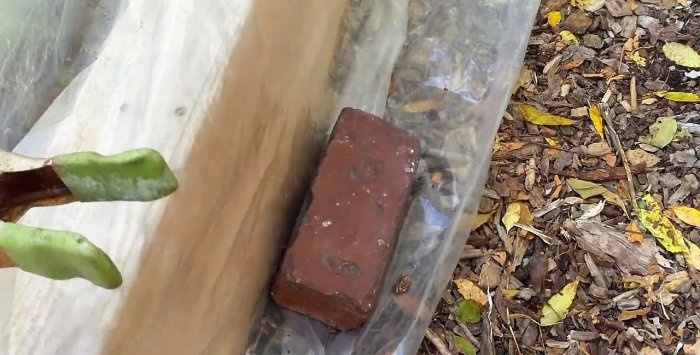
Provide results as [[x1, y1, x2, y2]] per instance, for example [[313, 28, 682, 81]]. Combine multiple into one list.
[[0, 1, 347, 354]]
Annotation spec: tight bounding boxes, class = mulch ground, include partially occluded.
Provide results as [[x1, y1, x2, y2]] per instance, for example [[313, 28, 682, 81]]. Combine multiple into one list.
[[421, 0, 700, 354]]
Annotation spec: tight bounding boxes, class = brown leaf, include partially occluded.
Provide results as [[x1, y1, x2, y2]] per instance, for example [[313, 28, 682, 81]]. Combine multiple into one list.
[[562, 58, 585, 70], [626, 222, 644, 244], [618, 307, 651, 321]]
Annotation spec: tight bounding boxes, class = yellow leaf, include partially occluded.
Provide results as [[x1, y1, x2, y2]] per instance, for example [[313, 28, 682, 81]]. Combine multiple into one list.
[[454, 279, 488, 306], [638, 195, 688, 253], [471, 212, 494, 231], [503, 202, 533, 232], [571, 0, 594, 9], [627, 51, 647, 67], [663, 42, 700, 68], [547, 11, 562, 29], [502, 289, 519, 299], [684, 243, 700, 270], [566, 179, 626, 210], [671, 206, 700, 227], [541, 280, 579, 326], [641, 97, 658, 105], [639, 117, 677, 149], [626, 222, 644, 244], [545, 137, 557, 147], [519, 104, 577, 126], [655, 91, 700, 103], [560, 30, 579, 45], [588, 105, 604, 140], [403, 100, 442, 113]]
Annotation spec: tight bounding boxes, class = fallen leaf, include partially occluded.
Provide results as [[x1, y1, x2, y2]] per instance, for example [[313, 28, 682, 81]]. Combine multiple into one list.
[[454, 279, 488, 306], [626, 149, 660, 168], [677, 0, 689, 7], [560, 30, 579, 45], [547, 11, 562, 29], [500, 141, 527, 153], [519, 104, 577, 126], [588, 105, 604, 140], [664, 272, 690, 292], [663, 42, 700, 68], [403, 100, 442, 113], [455, 336, 477, 355], [684, 337, 700, 355], [655, 91, 700, 103], [502, 289, 519, 299], [455, 299, 482, 324], [638, 195, 688, 253], [627, 51, 647, 67], [618, 307, 651, 321], [578, 200, 605, 220], [567, 178, 626, 210], [639, 117, 677, 149], [541, 280, 579, 326], [603, 154, 617, 167], [670, 206, 700, 227], [545, 137, 557, 147], [685, 243, 700, 270], [562, 58, 585, 70], [641, 97, 658, 105], [470, 212, 494, 231], [502, 202, 533, 233], [571, 0, 595, 9], [625, 222, 644, 244], [492, 251, 507, 266], [641, 346, 663, 355]]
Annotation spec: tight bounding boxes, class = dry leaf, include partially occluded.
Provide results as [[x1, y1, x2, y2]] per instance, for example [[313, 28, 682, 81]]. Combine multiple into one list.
[[625, 222, 644, 244], [454, 279, 488, 306], [547, 11, 562, 29], [641, 97, 658, 105], [671, 206, 700, 227], [545, 137, 557, 147], [663, 42, 700, 68], [519, 104, 577, 126], [588, 105, 604, 140], [540, 280, 579, 326], [471, 212, 494, 231], [567, 178, 626, 210], [655, 91, 700, 103], [618, 307, 650, 321], [500, 142, 527, 153], [403, 100, 442, 113], [502, 202, 533, 233], [603, 154, 617, 167], [578, 200, 605, 220], [625, 149, 660, 168], [571, 0, 595, 9], [639, 117, 677, 149], [627, 51, 647, 67], [638, 195, 688, 253], [685, 243, 700, 270], [492, 251, 507, 266], [563, 58, 585, 70], [560, 30, 579, 45], [684, 338, 700, 355]]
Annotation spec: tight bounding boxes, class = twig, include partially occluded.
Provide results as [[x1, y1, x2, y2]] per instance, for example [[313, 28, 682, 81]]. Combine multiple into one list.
[[549, 165, 650, 182], [630, 76, 638, 112], [425, 329, 452, 355], [457, 323, 482, 349], [508, 323, 523, 355], [601, 104, 639, 215]]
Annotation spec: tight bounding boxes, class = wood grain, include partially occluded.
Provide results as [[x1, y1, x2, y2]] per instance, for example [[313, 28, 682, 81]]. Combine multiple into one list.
[[0, 1, 347, 354]]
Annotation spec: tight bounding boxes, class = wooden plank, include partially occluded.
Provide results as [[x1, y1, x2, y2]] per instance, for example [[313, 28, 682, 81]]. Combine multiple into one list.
[[0, 1, 347, 354]]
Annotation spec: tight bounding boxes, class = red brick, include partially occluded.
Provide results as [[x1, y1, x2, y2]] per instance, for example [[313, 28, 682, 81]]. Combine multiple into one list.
[[271, 107, 420, 330]]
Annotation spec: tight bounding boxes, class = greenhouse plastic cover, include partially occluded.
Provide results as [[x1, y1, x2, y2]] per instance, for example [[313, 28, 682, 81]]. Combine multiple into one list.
[[0, 0, 539, 354]]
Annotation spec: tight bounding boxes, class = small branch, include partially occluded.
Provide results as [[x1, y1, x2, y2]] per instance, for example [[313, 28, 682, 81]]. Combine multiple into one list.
[[601, 104, 639, 215], [425, 329, 452, 355]]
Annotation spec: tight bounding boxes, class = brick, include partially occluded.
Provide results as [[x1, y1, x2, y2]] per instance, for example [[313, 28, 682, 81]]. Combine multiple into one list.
[[271, 107, 420, 330]]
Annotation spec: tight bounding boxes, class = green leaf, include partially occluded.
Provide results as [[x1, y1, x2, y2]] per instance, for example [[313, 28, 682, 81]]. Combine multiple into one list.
[[639, 117, 677, 149], [0, 222, 122, 289], [51, 148, 178, 202], [454, 336, 477, 355], [455, 299, 482, 324]]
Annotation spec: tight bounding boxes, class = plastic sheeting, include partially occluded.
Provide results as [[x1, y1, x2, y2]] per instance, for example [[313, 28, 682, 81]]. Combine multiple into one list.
[[247, 0, 539, 354], [0, 0, 122, 150]]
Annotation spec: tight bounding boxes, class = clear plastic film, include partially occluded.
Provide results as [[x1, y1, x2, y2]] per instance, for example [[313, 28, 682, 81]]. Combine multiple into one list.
[[247, 0, 539, 354], [0, 0, 122, 150]]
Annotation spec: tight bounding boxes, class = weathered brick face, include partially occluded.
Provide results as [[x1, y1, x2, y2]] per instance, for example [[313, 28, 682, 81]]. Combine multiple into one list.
[[271, 107, 421, 330]]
